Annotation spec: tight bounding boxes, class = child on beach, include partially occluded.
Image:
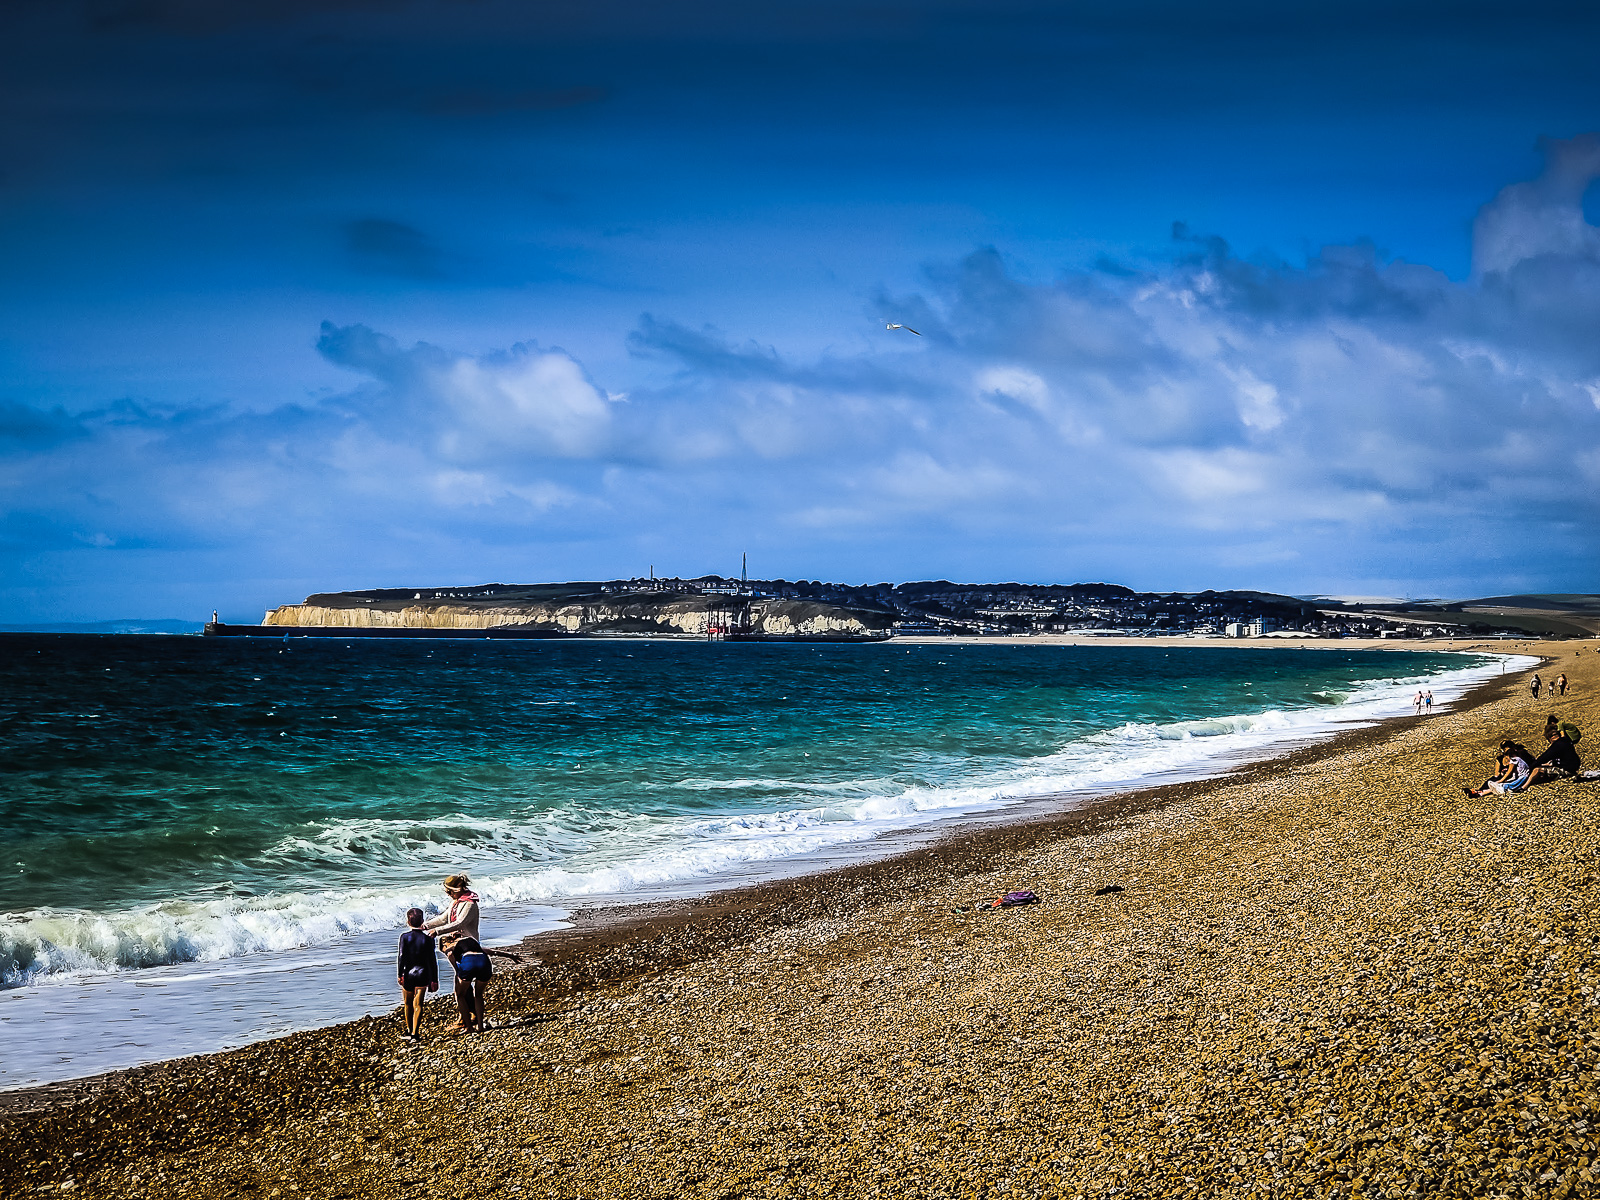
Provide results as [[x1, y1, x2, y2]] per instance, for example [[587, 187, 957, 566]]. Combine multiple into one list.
[[396, 908, 438, 1042], [446, 936, 493, 1032], [1463, 741, 1535, 798]]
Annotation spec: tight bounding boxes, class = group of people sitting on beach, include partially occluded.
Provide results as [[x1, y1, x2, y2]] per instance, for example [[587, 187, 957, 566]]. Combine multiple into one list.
[[1463, 714, 1583, 799], [395, 873, 520, 1043]]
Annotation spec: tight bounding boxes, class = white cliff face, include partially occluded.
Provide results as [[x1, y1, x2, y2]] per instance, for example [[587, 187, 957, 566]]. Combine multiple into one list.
[[261, 597, 889, 637]]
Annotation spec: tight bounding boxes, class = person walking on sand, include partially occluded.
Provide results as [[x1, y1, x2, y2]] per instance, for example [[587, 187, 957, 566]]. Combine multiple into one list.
[[1424, 689, 1434, 714], [1530, 674, 1542, 700], [1557, 673, 1568, 697], [397, 908, 438, 1042], [1414, 690, 1424, 715]]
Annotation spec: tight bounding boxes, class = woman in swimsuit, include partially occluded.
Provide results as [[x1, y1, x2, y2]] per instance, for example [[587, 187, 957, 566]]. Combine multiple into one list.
[[446, 936, 494, 1032]]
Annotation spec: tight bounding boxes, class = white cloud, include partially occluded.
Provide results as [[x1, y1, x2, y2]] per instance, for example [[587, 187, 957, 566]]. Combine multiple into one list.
[[5, 136, 1600, 609]]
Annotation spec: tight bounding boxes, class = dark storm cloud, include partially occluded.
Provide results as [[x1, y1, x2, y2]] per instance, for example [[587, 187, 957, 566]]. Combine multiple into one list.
[[423, 87, 608, 116], [4, 138, 1600, 606], [343, 218, 443, 279]]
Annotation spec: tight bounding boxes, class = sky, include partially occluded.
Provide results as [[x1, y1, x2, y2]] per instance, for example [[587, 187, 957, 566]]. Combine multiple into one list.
[[2, 0, 1599, 621]]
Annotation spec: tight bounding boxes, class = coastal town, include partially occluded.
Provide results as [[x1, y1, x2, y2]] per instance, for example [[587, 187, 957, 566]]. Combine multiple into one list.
[[320, 575, 1590, 641]]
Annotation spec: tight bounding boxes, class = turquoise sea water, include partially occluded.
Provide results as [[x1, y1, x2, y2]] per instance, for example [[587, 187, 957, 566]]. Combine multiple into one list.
[[1, 635, 1500, 993]]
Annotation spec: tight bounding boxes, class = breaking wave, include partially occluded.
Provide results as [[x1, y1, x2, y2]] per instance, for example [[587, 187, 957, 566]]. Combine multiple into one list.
[[0, 652, 1521, 988]]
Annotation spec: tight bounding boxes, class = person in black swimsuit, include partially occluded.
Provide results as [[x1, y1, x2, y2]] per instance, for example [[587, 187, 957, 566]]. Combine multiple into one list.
[[446, 936, 493, 1033], [396, 908, 438, 1042], [444, 936, 525, 1032]]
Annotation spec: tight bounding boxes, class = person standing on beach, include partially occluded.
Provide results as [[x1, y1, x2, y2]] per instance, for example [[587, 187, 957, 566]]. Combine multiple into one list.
[[1414, 690, 1424, 715], [397, 908, 438, 1042], [1424, 689, 1434, 714], [1557, 673, 1569, 696], [424, 874, 482, 1031], [1530, 674, 1542, 699], [445, 936, 494, 1032], [424, 874, 481, 946]]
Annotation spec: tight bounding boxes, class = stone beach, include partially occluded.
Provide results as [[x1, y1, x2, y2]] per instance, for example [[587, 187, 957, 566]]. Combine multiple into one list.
[[3, 641, 1597, 1199]]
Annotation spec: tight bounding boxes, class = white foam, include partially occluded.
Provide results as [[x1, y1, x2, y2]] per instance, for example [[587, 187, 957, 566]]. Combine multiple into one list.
[[0, 653, 1525, 989]]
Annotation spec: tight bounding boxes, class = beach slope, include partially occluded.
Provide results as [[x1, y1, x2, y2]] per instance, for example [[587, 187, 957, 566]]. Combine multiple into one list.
[[3, 643, 1598, 1198]]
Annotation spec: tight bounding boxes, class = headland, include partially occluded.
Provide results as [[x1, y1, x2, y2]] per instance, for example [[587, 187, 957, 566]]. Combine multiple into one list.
[[216, 579, 1600, 642]]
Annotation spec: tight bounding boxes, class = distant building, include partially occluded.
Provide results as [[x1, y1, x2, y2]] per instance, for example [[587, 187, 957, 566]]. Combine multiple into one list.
[[1225, 622, 1245, 638]]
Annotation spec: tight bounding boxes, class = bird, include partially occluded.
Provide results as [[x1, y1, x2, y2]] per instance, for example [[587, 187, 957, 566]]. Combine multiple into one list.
[[886, 322, 921, 335]]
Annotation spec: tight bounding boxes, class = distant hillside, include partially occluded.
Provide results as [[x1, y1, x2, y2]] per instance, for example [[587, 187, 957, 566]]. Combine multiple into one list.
[[244, 576, 1597, 640], [1354, 594, 1600, 639]]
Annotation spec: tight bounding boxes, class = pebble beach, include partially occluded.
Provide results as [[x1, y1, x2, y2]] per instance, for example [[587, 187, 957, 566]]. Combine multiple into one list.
[[4, 640, 1597, 1199]]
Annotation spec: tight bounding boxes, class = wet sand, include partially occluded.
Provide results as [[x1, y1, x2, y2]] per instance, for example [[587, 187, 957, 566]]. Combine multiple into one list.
[[3, 640, 1596, 1198]]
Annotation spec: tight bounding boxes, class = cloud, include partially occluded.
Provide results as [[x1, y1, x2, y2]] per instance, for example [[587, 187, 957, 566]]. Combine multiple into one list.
[[424, 87, 608, 116], [343, 218, 443, 280], [4, 136, 1600, 615], [1473, 133, 1600, 276], [314, 322, 615, 461]]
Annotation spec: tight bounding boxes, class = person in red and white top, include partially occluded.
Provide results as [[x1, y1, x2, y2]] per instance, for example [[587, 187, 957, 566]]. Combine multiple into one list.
[[424, 873, 483, 1031], [424, 873, 480, 949]]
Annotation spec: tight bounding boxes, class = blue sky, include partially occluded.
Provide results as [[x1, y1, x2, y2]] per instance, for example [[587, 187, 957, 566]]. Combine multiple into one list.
[[3, 0, 1599, 620]]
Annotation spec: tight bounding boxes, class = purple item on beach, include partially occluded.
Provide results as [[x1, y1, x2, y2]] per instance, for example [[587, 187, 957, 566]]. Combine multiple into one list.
[[996, 890, 1039, 907]]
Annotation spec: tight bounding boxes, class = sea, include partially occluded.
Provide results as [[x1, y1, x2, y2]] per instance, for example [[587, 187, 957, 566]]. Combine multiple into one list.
[[0, 634, 1516, 1089]]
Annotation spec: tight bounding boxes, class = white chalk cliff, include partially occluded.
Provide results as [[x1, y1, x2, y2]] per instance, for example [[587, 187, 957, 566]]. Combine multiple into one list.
[[262, 595, 888, 638]]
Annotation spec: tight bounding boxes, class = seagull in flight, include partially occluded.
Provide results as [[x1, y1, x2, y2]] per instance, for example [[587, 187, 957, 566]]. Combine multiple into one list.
[[886, 322, 921, 335]]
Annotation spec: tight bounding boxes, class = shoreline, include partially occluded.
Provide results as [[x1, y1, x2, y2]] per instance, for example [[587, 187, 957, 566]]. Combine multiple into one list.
[[0, 699, 1453, 1114], [0, 643, 1517, 1096], [3, 639, 1594, 1199], [0, 648, 1545, 1106]]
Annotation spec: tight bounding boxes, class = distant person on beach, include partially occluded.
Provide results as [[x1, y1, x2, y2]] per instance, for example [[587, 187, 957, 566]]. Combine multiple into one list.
[[1530, 674, 1542, 699], [1413, 690, 1423, 715], [1424, 689, 1434, 714], [1557, 673, 1569, 696], [396, 908, 438, 1042], [1463, 741, 1535, 798], [1528, 723, 1581, 785]]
